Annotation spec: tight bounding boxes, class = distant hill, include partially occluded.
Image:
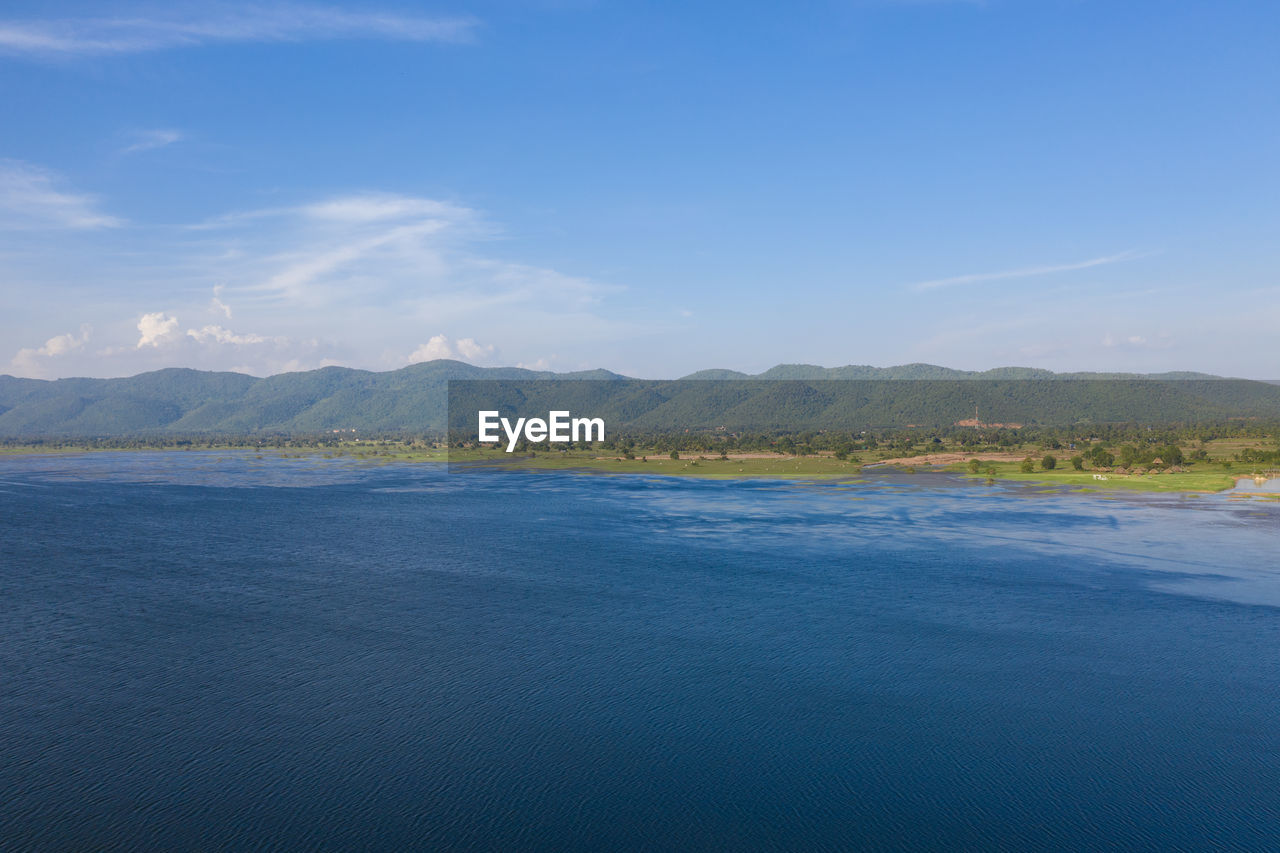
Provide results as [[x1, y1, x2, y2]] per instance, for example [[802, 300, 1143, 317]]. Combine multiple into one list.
[[1, 361, 1277, 437], [680, 364, 1228, 382]]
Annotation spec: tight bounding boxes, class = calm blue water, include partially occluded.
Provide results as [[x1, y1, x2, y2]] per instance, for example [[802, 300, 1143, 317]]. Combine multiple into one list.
[[2, 452, 1280, 850]]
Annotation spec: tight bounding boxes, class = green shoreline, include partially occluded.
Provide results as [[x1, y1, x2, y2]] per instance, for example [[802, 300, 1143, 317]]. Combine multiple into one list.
[[4, 443, 1274, 496], [450, 453, 1248, 495]]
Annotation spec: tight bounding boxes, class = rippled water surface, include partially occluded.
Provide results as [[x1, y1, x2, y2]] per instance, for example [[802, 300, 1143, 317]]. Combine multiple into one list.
[[3, 452, 1280, 849]]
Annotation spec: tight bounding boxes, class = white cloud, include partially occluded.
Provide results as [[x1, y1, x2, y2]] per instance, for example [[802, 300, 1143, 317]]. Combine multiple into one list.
[[407, 334, 454, 362], [0, 160, 122, 229], [186, 325, 275, 346], [455, 337, 494, 361], [138, 312, 285, 348], [908, 250, 1150, 291], [123, 128, 182, 154], [37, 327, 89, 356], [407, 334, 494, 364], [136, 312, 181, 347], [0, 5, 477, 58], [10, 325, 90, 376], [91, 311, 332, 376]]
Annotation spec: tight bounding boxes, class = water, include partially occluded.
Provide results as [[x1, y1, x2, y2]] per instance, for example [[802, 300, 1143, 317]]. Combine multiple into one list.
[[2, 452, 1279, 850]]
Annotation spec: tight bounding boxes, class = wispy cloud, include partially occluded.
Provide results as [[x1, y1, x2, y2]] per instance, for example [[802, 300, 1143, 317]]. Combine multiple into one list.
[[123, 128, 183, 154], [302, 194, 469, 224], [0, 4, 477, 58], [908, 250, 1150, 291], [186, 193, 476, 231], [202, 191, 608, 315], [253, 218, 453, 303], [2, 182, 624, 378], [210, 285, 233, 319], [0, 160, 122, 229]]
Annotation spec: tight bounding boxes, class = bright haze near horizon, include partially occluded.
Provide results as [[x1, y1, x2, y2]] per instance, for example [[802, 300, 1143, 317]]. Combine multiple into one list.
[[1, 0, 1277, 381]]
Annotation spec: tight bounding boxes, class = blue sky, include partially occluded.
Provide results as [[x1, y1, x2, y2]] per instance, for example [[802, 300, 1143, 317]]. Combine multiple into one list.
[[2, 0, 1278, 379]]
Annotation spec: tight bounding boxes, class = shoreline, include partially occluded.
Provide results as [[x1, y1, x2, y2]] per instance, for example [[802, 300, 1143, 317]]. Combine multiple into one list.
[[2, 444, 1275, 497]]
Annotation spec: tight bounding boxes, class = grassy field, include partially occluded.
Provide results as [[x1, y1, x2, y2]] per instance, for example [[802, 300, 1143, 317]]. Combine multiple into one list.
[[1196, 437, 1273, 461], [453, 446, 1276, 494], [943, 459, 1239, 493], [439, 447, 1259, 493]]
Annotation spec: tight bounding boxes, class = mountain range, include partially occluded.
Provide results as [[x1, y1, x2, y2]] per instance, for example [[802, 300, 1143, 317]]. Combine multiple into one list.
[[2, 361, 1278, 437]]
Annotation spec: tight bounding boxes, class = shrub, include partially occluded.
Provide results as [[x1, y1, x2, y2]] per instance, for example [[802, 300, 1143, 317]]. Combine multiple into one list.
[[1020, 457, 1035, 473], [1042, 454, 1057, 470]]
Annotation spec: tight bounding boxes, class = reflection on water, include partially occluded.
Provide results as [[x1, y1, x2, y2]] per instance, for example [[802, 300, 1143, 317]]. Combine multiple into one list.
[[1231, 475, 1280, 493]]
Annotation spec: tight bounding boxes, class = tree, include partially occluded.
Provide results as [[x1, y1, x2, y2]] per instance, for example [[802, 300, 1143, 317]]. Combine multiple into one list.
[[1071, 455, 1084, 470], [1020, 457, 1035, 473], [967, 458, 981, 474], [1042, 454, 1057, 470], [1086, 446, 1114, 468], [670, 450, 679, 460]]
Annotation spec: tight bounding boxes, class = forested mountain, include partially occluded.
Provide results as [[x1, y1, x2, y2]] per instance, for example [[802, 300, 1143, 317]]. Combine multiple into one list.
[[0, 361, 619, 436], [1, 360, 1276, 437]]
